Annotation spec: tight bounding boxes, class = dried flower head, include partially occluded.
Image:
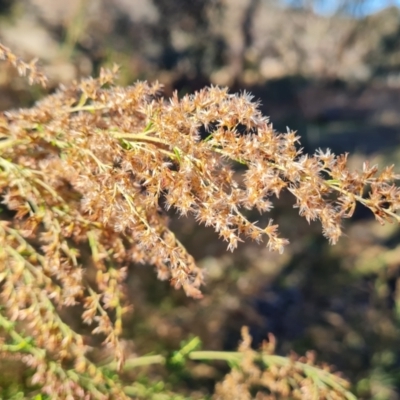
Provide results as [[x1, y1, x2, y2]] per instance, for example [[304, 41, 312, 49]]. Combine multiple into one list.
[[213, 327, 355, 400], [0, 42, 397, 398]]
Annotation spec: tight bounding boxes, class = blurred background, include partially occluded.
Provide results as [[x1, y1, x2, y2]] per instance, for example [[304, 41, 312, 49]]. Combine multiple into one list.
[[1, 0, 400, 398]]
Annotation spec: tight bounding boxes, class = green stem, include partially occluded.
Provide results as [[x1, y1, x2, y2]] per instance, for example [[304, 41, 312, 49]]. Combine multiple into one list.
[[112, 132, 165, 145], [113, 355, 165, 371], [105, 349, 356, 399]]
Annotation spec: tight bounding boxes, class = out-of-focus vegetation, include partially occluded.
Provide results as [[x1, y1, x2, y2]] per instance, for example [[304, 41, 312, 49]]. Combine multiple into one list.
[[1, 0, 400, 399]]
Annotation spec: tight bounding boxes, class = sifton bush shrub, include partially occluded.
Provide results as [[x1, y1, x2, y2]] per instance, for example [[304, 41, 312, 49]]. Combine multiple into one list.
[[1, 42, 398, 399]]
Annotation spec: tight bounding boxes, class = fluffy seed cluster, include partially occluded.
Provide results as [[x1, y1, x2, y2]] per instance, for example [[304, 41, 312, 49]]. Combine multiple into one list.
[[0, 43, 398, 398]]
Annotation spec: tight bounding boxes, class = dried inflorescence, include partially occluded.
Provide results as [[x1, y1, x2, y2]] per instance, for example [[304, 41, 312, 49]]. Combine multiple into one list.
[[213, 327, 355, 400], [0, 43, 48, 87], [0, 43, 398, 398]]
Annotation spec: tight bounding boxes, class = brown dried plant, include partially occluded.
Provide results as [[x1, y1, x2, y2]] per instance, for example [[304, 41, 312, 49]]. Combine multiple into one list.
[[0, 42, 398, 399]]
